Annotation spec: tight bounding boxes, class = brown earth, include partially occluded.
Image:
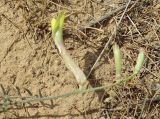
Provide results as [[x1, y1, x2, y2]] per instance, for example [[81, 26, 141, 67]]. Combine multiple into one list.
[[0, 0, 160, 119]]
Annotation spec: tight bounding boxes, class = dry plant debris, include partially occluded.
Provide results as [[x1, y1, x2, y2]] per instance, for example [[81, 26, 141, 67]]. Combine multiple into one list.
[[0, 0, 160, 118]]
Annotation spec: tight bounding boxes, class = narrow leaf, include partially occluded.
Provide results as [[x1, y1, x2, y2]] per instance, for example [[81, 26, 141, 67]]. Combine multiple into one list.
[[134, 48, 145, 74], [113, 43, 122, 78]]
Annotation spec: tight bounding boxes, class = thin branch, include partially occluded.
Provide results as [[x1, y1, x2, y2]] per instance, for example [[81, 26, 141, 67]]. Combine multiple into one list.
[[80, 1, 134, 31], [0, 74, 136, 105]]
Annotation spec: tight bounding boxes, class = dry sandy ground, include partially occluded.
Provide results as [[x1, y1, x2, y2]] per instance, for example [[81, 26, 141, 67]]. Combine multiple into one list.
[[0, 0, 160, 119]]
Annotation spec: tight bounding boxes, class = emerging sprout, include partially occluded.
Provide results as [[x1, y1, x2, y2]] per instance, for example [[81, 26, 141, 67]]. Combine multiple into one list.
[[134, 48, 145, 75], [114, 45, 145, 84], [51, 13, 65, 53], [113, 43, 122, 78], [51, 12, 87, 88]]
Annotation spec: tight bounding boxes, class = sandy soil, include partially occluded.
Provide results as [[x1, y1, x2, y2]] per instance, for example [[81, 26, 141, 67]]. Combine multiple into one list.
[[0, 0, 160, 119]]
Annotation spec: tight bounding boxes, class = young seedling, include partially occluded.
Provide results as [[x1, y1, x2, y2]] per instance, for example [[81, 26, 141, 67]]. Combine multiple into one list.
[[134, 48, 145, 75], [51, 12, 87, 89], [122, 49, 145, 83], [113, 43, 122, 79], [113, 44, 145, 84]]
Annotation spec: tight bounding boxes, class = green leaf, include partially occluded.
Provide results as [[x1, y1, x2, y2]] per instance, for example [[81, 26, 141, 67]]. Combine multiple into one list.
[[113, 43, 122, 78], [51, 12, 65, 34], [134, 48, 145, 74]]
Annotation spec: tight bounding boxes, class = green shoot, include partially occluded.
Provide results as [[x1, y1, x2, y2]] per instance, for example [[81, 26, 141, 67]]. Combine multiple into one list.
[[134, 48, 145, 75], [51, 12, 87, 88], [114, 44, 145, 84], [113, 43, 122, 78]]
